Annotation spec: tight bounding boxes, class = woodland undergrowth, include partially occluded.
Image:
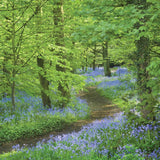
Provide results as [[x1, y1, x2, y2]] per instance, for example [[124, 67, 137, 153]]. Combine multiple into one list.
[[0, 67, 159, 160]]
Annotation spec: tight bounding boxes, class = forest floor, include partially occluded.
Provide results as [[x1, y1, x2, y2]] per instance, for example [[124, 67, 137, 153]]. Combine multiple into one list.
[[0, 86, 120, 154]]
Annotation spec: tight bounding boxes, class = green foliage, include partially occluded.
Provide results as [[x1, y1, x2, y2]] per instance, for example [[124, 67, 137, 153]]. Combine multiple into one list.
[[147, 57, 160, 97], [0, 0, 88, 107], [0, 115, 66, 143]]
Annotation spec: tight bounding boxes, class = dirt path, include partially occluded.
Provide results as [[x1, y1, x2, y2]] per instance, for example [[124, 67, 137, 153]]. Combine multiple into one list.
[[79, 86, 120, 119], [0, 87, 120, 154]]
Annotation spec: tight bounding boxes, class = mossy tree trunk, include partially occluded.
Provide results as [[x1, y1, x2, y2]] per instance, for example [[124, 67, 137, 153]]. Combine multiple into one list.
[[134, 0, 156, 120], [92, 45, 97, 71], [36, 2, 51, 108], [135, 36, 156, 120], [37, 56, 51, 108], [2, 53, 11, 98], [11, 2, 16, 109], [102, 41, 111, 77], [53, 0, 71, 108]]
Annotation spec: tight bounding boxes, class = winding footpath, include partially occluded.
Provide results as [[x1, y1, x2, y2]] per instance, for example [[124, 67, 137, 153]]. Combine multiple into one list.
[[0, 86, 120, 154]]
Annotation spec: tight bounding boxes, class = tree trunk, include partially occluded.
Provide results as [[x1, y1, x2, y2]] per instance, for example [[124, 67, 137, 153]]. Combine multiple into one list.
[[11, 3, 16, 110], [102, 42, 111, 77], [2, 51, 11, 97], [37, 56, 51, 108], [36, 2, 51, 108], [53, 0, 70, 108], [93, 45, 96, 71], [11, 76, 15, 110], [135, 36, 156, 120], [85, 57, 88, 72], [134, 0, 156, 120], [93, 58, 96, 71], [135, 36, 150, 95]]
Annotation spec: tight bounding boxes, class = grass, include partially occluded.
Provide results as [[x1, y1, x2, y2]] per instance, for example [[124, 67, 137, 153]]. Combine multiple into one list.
[[0, 115, 66, 143]]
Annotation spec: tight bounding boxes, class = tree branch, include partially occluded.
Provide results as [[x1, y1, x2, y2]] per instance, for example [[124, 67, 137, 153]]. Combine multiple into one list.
[[15, 0, 48, 33], [15, 27, 25, 64], [15, 50, 37, 74], [14, 0, 34, 25]]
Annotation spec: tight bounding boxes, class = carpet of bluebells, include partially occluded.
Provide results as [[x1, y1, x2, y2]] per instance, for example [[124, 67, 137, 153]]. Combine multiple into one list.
[[0, 93, 89, 144], [81, 67, 132, 90], [0, 95, 89, 125], [0, 67, 160, 160], [1, 113, 159, 159]]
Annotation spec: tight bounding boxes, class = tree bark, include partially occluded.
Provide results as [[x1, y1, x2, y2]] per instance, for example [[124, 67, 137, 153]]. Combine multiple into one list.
[[135, 36, 156, 120], [92, 45, 96, 71], [11, 75, 15, 110], [11, 3, 16, 109], [37, 56, 51, 108], [135, 36, 150, 94], [36, 2, 51, 108], [134, 0, 156, 120], [102, 42, 111, 77], [2, 51, 11, 98], [53, 0, 70, 108]]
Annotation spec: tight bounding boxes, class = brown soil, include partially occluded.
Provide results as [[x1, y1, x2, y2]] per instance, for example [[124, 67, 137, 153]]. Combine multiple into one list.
[[0, 86, 120, 154]]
